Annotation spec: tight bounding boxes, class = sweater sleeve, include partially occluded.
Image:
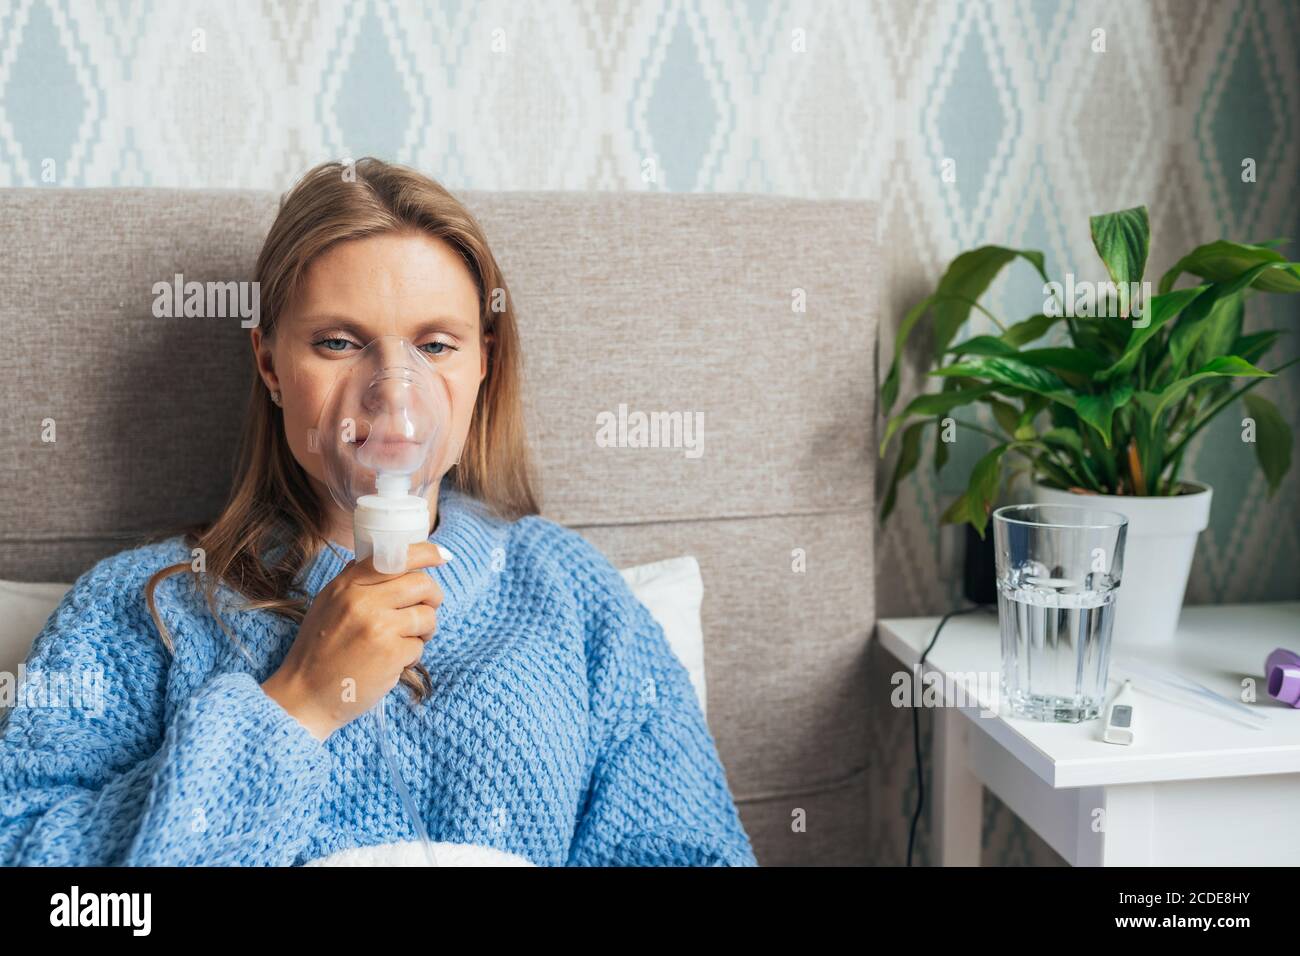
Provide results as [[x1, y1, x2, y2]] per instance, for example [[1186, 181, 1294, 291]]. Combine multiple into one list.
[[0, 551, 333, 866], [565, 541, 757, 867]]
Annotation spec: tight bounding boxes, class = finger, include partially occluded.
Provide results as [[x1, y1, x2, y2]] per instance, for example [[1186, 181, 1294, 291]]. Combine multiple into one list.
[[399, 636, 428, 668], [320, 556, 359, 593], [350, 542, 453, 586], [370, 570, 443, 610], [393, 603, 439, 641]]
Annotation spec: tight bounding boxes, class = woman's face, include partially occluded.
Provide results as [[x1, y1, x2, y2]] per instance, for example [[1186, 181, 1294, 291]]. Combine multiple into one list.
[[251, 231, 488, 546]]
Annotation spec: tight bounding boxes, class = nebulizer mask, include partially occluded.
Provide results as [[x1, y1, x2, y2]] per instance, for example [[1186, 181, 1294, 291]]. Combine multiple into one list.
[[311, 334, 457, 866]]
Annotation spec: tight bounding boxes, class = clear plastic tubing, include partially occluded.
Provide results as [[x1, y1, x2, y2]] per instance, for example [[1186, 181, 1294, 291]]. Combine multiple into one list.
[[375, 694, 439, 866], [1110, 657, 1269, 730]]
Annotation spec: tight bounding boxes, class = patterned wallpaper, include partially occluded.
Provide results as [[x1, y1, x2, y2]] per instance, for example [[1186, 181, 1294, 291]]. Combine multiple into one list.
[[2, 0, 1296, 867]]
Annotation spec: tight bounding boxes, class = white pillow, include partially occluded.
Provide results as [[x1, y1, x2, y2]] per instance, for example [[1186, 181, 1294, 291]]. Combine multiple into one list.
[[0, 579, 72, 683], [0, 555, 708, 718], [619, 555, 708, 719]]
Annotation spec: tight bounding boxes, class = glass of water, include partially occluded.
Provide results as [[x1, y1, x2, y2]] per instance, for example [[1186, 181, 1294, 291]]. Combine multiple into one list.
[[993, 503, 1128, 722]]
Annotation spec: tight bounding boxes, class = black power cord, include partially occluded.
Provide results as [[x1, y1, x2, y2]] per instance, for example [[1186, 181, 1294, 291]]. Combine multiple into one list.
[[905, 603, 992, 867]]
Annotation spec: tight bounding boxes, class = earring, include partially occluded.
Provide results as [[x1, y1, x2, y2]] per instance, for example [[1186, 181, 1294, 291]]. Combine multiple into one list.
[[270, 389, 282, 407]]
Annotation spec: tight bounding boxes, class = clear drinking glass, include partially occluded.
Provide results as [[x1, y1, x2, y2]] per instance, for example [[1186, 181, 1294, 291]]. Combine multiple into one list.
[[993, 503, 1128, 722]]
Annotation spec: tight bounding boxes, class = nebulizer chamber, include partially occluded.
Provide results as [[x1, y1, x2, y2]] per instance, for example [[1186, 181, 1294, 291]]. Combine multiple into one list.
[[312, 335, 454, 866]]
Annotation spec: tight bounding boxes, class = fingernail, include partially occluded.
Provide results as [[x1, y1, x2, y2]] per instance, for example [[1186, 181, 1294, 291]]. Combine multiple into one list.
[[437, 545, 455, 563]]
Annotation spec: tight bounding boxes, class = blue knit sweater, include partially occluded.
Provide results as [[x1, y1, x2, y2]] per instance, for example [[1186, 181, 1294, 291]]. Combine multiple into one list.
[[0, 485, 757, 867]]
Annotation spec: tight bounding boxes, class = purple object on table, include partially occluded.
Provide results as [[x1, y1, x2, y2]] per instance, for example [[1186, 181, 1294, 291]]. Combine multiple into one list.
[[1265, 648, 1300, 707]]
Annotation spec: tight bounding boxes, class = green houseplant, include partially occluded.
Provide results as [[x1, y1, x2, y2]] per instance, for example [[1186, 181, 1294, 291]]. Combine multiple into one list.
[[879, 205, 1298, 646]]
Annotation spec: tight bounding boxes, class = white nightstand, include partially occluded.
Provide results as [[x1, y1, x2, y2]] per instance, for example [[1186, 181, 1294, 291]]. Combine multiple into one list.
[[878, 602, 1300, 866]]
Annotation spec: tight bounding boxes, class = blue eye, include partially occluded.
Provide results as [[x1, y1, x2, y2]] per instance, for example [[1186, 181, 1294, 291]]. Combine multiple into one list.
[[312, 336, 458, 357]]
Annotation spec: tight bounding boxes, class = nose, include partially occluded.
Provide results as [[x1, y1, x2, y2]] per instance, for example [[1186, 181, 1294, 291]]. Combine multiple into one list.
[[370, 334, 412, 371], [360, 336, 421, 415], [362, 369, 416, 416]]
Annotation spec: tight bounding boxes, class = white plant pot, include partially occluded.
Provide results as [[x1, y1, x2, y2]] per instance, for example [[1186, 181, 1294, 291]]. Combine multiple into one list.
[[1031, 481, 1212, 648]]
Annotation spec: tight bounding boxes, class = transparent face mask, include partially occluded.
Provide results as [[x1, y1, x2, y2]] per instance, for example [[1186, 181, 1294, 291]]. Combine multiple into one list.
[[308, 334, 455, 573]]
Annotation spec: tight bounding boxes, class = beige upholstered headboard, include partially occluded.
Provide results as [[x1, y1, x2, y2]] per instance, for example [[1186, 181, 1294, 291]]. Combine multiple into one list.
[[0, 187, 878, 865]]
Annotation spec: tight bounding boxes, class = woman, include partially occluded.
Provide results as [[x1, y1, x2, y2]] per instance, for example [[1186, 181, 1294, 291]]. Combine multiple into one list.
[[0, 159, 756, 867]]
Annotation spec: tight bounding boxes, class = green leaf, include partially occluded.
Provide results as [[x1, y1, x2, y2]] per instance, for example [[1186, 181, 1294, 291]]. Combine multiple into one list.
[[1097, 285, 1209, 382], [940, 444, 1010, 538], [1163, 358, 1300, 471], [880, 384, 997, 453], [931, 356, 1073, 403], [947, 335, 1016, 357], [1069, 318, 1128, 362], [1084, 424, 1119, 491], [1034, 456, 1076, 491], [880, 293, 935, 414], [1041, 427, 1084, 456], [882, 246, 1050, 415], [881, 420, 927, 522], [1191, 292, 1244, 372], [931, 246, 1049, 354], [1159, 240, 1300, 294], [1168, 261, 1283, 378], [1167, 290, 1236, 377], [1241, 394, 1291, 497], [1001, 313, 1059, 348], [1014, 348, 1110, 376], [984, 396, 1021, 436], [1090, 206, 1150, 318], [1231, 330, 1282, 364], [1074, 384, 1135, 448], [1139, 356, 1274, 422], [1017, 393, 1049, 429]]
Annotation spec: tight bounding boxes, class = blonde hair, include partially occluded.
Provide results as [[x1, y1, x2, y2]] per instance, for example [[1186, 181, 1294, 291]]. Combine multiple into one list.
[[145, 158, 540, 702]]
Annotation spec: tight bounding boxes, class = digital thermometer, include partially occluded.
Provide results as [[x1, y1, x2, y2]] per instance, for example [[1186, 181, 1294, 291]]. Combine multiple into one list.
[[1103, 679, 1137, 746]]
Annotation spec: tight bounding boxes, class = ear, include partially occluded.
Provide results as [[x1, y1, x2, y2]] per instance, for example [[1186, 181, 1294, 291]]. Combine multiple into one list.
[[251, 326, 280, 394], [480, 331, 493, 382]]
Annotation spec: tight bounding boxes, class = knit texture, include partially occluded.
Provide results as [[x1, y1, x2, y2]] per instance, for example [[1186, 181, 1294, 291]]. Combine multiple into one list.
[[0, 484, 757, 867]]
